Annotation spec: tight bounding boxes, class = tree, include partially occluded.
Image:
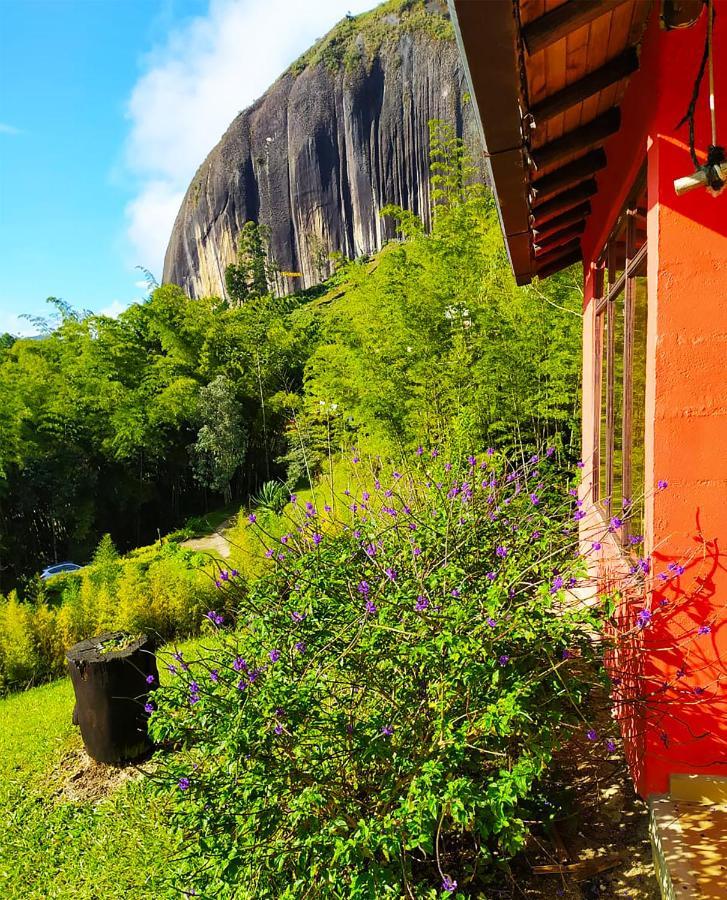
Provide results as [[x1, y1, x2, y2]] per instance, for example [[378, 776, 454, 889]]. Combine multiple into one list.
[[225, 222, 276, 304], [190, 375, 247, 503]]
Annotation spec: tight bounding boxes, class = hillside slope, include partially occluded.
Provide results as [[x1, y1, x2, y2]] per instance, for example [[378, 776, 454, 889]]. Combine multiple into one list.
[[162, 0, 482, 299]]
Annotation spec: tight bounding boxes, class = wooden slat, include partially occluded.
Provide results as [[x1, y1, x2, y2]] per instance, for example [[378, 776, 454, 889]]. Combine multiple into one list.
[[561, 20, 592, 136], [543, 21, 568, 143], [536, 247, 583, 278], [531, 108, 621, 170], [534, 236, 582, 268], [532, 179, 598, 223], [531, 148, 607, 202], [535, 221, 587, 254], [533, 201, 592, 239], [523, 0, 631, 55], [531, 47, 639, 122]]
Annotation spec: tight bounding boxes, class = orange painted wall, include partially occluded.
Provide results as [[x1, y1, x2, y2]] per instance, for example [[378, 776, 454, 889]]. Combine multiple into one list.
[[579, 2, 727, 796]]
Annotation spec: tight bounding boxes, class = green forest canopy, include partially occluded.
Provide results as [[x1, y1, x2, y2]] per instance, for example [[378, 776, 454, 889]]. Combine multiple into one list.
[[0, 127, 582, 589]]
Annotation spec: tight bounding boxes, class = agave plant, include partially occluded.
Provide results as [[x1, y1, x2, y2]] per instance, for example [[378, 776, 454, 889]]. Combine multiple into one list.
[[251, 480, 288, 515]]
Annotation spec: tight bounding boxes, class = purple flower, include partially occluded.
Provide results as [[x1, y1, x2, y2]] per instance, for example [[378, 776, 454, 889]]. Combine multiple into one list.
[[352, 455, 360, 464], [274, 723, 284, 735], [412, 546, 422, 557], [166, 664, 177, 675], [546, 447, 555, 458], [610, 517, 623, 530], [220, 571, 229, 582], [698, 624, 712, 635], [561, 648, 571, 660], [658, 479, 668, 490], [415, 595, 429, 612], [498, 655, 509, 666], [486, 447, 494, 456], [576, 460, 585, 469], [629, 534, 643, 545], [487, 617, 497, 628], [530, 493, 539, 505], [365, 600, 378, 615], [294, 641, 306, 653], [451, 588, 460, 598], [385, 567, 397, 581], [290, 494, 297, 504], [178, 777, 190, 791], [416, 446, 424, 456], [144, 702, 154, 714], [496, 545, 507, 559], [248, 513, 257, 524], [636, 609, 652, 628], [145, 674, 155, 685], [291, 611, 305, 623], [237, 679, 247, 691], [586, 729, 598, 741], [210, 669, 219, 683], [573, 510, 586, 521], [550, 575, 564, 594], [591, 541, 602, 551], [431, 448, 439, 458], [442, 875, 457, 892], [269, 648, 281, 663], [606, 739, 616, 753], [233, 656, 248, 672], [381, 724, 393, 736], [357, 580, 370, 595], [312, 533, 323, 546]]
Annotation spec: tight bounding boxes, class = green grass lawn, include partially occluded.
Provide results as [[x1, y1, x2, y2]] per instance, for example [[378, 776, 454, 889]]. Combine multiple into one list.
[[0, 637, 216, 899]]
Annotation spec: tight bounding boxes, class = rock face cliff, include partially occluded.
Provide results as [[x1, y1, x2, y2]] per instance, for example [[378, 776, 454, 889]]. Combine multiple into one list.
[[162, 0, 482, 299]]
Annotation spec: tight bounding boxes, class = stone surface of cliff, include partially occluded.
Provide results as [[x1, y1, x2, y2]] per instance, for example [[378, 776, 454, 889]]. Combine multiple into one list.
[[162, 0, 482, 299]]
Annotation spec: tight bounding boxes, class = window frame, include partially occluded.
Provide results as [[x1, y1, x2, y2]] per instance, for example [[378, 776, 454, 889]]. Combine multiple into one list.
[[592, 171, 647, 545]]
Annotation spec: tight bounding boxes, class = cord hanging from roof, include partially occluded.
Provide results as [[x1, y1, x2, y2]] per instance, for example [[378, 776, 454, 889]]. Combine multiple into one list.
[[674, 0, 726, 195]]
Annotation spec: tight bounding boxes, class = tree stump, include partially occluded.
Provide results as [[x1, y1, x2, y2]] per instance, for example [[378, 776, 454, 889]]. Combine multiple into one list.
[[66, 632, 159, 764]]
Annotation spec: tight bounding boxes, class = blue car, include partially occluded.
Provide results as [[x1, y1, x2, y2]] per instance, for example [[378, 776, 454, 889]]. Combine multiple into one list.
[[40, 562, 82, 580]]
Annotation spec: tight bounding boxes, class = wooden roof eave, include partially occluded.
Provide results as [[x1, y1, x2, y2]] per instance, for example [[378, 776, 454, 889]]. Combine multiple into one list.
[[450, 0, 534, 286]]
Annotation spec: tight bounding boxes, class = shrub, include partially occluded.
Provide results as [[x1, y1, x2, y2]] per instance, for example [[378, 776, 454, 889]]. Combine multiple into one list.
[[0, 538, 221, 690], [149, 447, 607, 897]]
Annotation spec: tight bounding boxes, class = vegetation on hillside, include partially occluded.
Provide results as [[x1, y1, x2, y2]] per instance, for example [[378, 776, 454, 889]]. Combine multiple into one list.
[[0, 124, 581, 596], [288, 0, 454, 76]]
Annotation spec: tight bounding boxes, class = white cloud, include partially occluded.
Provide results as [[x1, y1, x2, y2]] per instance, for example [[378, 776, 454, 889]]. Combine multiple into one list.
[[0, 311, 36, 337], [0, 123, 22, 136], [97, 300, 130, 319], [123, 0, 376, 277]]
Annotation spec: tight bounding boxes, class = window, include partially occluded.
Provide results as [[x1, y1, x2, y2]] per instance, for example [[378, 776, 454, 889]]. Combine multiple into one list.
[[593, 176, 648, 543]]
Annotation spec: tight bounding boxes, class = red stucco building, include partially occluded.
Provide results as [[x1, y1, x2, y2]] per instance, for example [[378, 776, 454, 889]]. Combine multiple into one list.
[[450, 0, 727, 821]]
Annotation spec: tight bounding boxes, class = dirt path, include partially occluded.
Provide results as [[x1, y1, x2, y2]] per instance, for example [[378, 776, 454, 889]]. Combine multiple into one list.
[[180, 531, 231, 558]]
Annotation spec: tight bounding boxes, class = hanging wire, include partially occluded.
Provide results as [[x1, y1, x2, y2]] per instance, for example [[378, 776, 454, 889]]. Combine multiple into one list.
[[708, 0, 717, 146], [675, 0, 714, 166]]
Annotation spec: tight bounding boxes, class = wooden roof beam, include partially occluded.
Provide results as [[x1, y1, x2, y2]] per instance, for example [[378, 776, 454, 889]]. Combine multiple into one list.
[[533, 202, 592, 241], [531, 47, 639, 123], [536, 248, 583, 279], [531, 108, 621, 171], [531, 148, 607, 204], [534, 237, 582, 269], [523, 0, 632, 56], [535, 221, 587, 255], [532, 180, 598, 225]]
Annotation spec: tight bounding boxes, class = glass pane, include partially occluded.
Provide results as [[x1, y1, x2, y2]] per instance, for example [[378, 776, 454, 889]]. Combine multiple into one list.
[[629, 270, 648, 538], [599, 309, 608, 503], [612, 290, 625, 516]]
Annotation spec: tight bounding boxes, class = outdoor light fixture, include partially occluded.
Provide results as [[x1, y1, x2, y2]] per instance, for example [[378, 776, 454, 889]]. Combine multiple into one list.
[[674, 0, 726, 196]]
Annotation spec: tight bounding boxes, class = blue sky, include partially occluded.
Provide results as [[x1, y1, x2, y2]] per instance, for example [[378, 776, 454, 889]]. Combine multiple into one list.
[[0, 0, 375, 335]]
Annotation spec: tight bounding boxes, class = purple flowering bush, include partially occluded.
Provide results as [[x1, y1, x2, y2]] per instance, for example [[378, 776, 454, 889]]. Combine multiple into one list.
[[149, 449, 603, 898]]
